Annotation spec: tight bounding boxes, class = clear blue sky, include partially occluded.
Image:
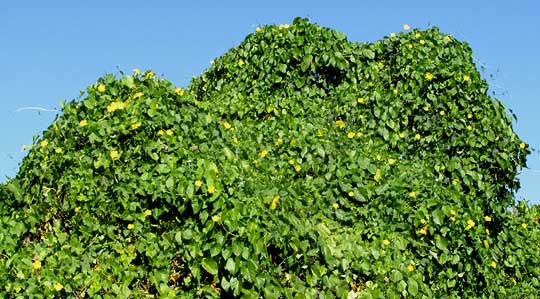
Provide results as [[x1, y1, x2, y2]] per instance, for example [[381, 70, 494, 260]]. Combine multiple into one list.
[[1, 0, 539, 204]]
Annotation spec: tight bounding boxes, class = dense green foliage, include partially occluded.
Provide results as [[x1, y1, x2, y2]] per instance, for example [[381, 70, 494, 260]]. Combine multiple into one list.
[[1, 18, 539, 298]]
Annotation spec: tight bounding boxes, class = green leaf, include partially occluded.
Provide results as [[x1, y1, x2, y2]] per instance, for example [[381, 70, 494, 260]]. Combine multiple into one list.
[[201, 257, 219, 275], [408, 277, 419, 296]]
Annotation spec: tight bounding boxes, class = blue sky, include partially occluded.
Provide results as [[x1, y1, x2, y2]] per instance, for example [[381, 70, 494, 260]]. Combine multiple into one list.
[[1, 0, 539, 204]]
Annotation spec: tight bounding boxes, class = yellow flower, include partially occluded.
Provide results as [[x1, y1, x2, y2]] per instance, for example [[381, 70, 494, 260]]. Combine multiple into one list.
[[53, 283, 64, 291], [55, 148, 63, 154], [195, 180, 203, 187], [144, 209, 152, 217], [467, 125, 472, 131], [388, 158, 396, 165], [127, 223, 134, 230], [521, 223, 528, 229], [157, 130, 164, 136], [232, 137, 238, 144], [288, 159, 295, 165], [335, 120, 345, 129], [348, 191, 355, 197], [79, 119, 88, 127], [374, 169, 382, 182], [110, 150, 119, 160], [32, 259, 42, 270], [133, 92, 144, 99], [208, 185, 216, 194], [133, 69, 141, 75], [97, 84, 106, 93], [466, 219, 476, 231], [270, 195, 280, 210], [519, 142, 526, 149], [175, 88, 185, 96], [484, 215, 492, 222], [294, 164, 302, 172], [408, 44, 413, 49], [486, 228, 490, 235], [146, 71, 155, 80], [316, 129, 324, 137], [439, 110, 446, 116], [357, 97, 366, 104], [131, 122, 141, 130], [356, 132, 364, 138], [75, 206, 81, 213], [238, 59, 245, 66], [415, 133, 421, 140], [420, 218, 427, 225], [347, 132, 356, 139], [407, 264, 415, 272], [467, 113, 473, 119], [212, 215, 220, 222], [415, 33, 421, 38], [452, 179, 459, 185], [463, 75, 470, 81], [403, 24, 410, 30], [399, 132, 406, 139], [491, 261, 497, 268], [419, 39, 426, 45], [165, 129, 173, 136], [408, 191, 416, 198], [222, 121, 232, 129], [332, 203, 339, 209], [423, 106, 430, 112], [483, 240, 490, 249], [259, 150, 268, 158], [40, 140, 48, 148], [420, 226, 428, 235], [382, 239, 390, 246], [256, 27, 261, 33], [425, 72, 434, 81]]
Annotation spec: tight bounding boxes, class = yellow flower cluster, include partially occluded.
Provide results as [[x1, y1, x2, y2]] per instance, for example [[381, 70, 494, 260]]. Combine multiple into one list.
[[425, 72, 434, 81], [466, 219, 475, 231], [175, 88, 185, 96], [106, 101, 127, 113], [335, 120, 345, 129], [97, 84, 106, 93]]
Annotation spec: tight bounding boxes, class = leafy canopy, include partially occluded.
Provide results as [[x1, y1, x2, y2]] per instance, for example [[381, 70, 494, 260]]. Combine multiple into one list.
[[1, 18, 538, 298]]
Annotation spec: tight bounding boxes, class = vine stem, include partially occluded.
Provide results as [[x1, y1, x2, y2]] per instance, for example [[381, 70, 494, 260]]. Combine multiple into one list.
[[15, 106, 59, 113]]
